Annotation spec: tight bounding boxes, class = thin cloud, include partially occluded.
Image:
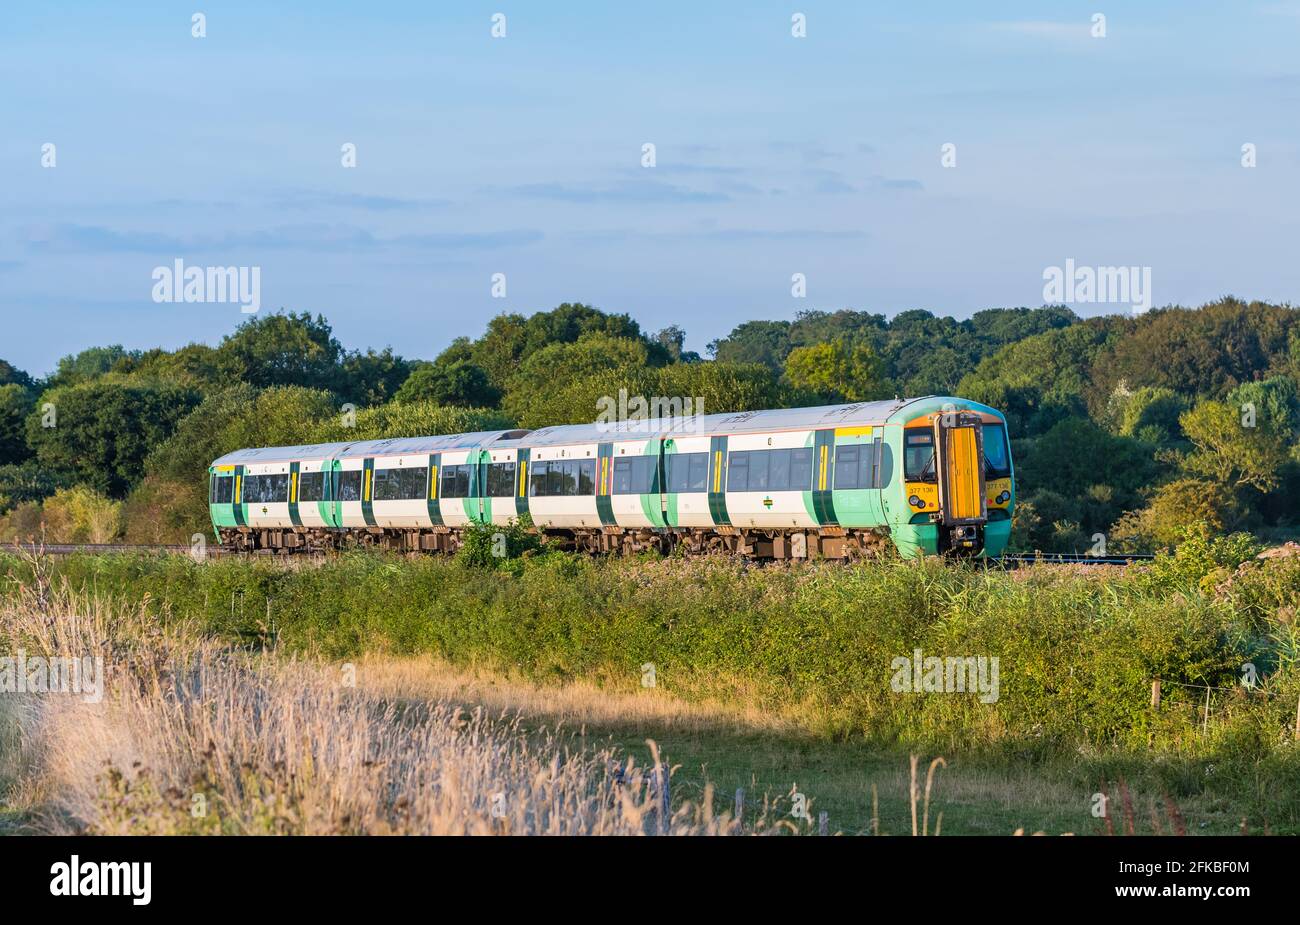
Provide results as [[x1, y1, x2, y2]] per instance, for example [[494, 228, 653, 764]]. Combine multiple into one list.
[[567, 227, 868, 244], [507, 180, 731, 204], [271, 189, 452, 211], [21, 223, 541, 254]]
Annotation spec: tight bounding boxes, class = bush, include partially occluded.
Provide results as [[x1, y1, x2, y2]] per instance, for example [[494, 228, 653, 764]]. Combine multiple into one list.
[[1110, 479, 1247, 552], [456, 516, 541, 570], [1135, 526, 1263, 596], [0, 486, 125, 544], [7, 550, 1294, 758]]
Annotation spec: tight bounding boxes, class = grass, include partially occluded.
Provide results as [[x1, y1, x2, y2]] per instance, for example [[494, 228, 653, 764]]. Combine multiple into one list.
[[352, 656, 1263, 835], [4, 536, 1300, 834]]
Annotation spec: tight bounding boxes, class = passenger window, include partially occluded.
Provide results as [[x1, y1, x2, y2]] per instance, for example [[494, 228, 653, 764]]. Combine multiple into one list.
[[339, 470, 363, 501], [298, 471, 325, 502], [726, 451, 749, 492], [790, 447, 814, 490], [486, 462, 516, 497], [834, 445, 861, 490]]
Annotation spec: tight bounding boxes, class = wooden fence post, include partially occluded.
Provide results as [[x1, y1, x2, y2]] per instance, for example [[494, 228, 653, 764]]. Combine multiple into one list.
[[734, 788, 744, 825], [654, 764, 670, 835], [818, 811, 829, 836], [1150, 680, 1161, 709]]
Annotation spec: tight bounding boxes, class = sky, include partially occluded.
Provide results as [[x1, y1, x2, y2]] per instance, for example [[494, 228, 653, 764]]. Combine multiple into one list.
[[3, 1, 1300, 375]]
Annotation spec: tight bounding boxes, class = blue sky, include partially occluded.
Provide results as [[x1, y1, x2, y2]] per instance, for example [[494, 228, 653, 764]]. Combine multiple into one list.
[[3, 1, 1300, 375]]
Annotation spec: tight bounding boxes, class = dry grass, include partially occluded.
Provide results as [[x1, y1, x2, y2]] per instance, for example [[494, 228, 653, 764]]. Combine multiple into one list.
[[0, 570, 778, 835], [352, 655, 805, 738]]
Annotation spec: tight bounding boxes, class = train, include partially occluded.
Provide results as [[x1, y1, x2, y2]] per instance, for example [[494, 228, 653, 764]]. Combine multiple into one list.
[[208, 395, 1014, 559]]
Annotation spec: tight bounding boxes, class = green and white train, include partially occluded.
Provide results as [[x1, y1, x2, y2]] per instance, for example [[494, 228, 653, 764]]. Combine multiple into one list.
[[208, 396, 1014, 558]]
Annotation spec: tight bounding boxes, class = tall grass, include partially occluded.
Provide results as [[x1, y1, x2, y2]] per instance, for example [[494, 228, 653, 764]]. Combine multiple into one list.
[[0, 573, 767, 835], [7, 541, 1297, 758]]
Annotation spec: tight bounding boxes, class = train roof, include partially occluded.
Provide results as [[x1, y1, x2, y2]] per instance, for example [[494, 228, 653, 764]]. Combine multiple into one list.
[[207, 398, 998, 466], [512, 399, 924, 447], [209, 430, 528, 467]]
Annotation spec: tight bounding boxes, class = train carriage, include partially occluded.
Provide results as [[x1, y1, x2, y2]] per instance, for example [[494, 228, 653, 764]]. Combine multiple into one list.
[[208, 396, 1014, 558]]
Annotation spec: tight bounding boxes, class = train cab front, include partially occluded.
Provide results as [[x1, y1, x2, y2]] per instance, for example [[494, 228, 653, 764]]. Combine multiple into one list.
[[899, 407, 1013, 557]]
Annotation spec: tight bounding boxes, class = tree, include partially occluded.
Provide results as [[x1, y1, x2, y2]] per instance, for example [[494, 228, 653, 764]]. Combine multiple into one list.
[[46, 345, 135, 389], [215, 311, 344, 391], [109, 344, 224, 389], [0, 462, 71, 515], [310, 401, 514, 443], [26, 381, 200, 496], [655, 325, 700, 363], [502, 333, 653, 427], [784, 339, 888, 402], [1087, 298, 1297, 412], [0, 359, 33, 389], [395, 361, 500, 408], [958, 318, 1125, 438], [41, 486, 124, 543], [1015, 417, 1158, 517], [140, 384, 338, 535], [340, 347, 411, 406], [1103, 385, 1189, 444], [966, 306, 1078, 348], [147, 385, 336, 486], [1179, 398, 1290, 492], [1110, 479, 1247, 551], [653, 362, 784, 415], [0, 384, 34, 464], [708, 320, 793, 370]]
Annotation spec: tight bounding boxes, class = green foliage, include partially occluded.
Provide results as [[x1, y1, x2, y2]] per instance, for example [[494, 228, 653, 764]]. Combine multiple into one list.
[[14, 552, 1295, 760], [0, 461, 71, 515], [0, 359, 33, 390], [1104, 385, 1189, 443], [958, 318, 1124, 438], [109, 344, 224, 390], [394, 361, 500, 407], [309, 401, 513, 443], [1088, 297, 1298, 409], [502, 333, 655, 428], [147, 384, 335, 484], [1137, 527, 1263, 597], [1111, 479, 1247, 552], [0, 383, 34, 465], [40, 486, 125, 543], [1180, 397, 1291, 492], [456, 516, 541, 569], [468, 303, 657, 389], [652, 361, 784, 414], [1016, 417, 1158, 518], [708, 319, 792, 370], [784, 338, 887, 402], [339, 348, 411, 406], [214, 311, 345, 391], [46, 345, 135, 389], [26, 380, 200, 497]]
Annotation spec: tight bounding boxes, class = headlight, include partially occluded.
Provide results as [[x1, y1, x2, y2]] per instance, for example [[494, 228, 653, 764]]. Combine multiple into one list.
[[997, 491, 1010, 504], [909, 495, 924, 508]]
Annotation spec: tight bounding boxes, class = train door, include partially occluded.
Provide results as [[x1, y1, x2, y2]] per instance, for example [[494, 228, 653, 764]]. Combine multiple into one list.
[[934, 411, 985, 548]]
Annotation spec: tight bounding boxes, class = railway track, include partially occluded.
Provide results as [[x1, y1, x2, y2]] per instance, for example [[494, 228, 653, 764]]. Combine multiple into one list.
[[994, 552, 1156, 567], [6, 542, 1157, 566], [5, 543, 233, 558]]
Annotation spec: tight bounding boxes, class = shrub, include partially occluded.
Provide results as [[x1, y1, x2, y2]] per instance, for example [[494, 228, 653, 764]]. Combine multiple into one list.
[[456, 516, 541, 570]]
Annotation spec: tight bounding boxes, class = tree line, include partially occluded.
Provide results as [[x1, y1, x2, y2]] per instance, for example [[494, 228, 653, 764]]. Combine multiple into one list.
[[2, 297, 1298, 551]]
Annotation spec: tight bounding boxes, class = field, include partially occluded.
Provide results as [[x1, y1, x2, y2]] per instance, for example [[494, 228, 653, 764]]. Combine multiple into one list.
[[3, 535, 1300, 835]]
